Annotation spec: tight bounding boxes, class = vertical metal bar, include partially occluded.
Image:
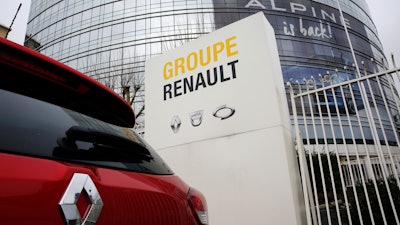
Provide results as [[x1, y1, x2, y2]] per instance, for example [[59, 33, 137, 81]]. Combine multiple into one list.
[[334, 0, 362, 78], [333, 1, 391, 222], [342, 68, 366, 223], [362, 62, 390, 177], [362, 66, 395, 225], [381, 60, 400, 186], [362, 65, 400, 224], [374, 70, 400, 184], [297, 80, 318, 225], [329, 69, 354, 225], [319, 73, 342, 225], [305, 78, 324, 225], [341, 67, 373, 224], [311, 76, 333, 225], [288, 82, 314, 225]]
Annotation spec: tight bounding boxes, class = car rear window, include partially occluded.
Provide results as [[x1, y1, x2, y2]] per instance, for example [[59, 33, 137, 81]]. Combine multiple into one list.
[[0, 88, 173, 175]]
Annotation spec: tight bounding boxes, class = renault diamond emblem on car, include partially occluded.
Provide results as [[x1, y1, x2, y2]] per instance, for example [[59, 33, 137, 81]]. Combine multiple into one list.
[[59, 173, 104, 225]]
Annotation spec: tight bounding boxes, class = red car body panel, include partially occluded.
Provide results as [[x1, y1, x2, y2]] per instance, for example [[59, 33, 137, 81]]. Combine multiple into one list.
[[0, 37, 135, 127], [0, 152, 197, 225], [0, 37, 207, 225]]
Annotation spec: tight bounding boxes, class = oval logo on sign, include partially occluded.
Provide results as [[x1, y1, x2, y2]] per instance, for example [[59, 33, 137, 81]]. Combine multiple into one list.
[[212, 105, 235, 120]]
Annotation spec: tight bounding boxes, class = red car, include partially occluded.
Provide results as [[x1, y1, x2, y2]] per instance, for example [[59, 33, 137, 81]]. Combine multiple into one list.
[[0, 37, 208, 225]]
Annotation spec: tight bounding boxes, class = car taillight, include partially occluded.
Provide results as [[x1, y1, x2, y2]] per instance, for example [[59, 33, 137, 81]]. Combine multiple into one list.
[[188, 188, 208, 225]]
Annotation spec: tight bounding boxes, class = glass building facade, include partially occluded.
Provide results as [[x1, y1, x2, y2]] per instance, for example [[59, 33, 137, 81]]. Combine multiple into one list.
[[25, 0, 394, 143]]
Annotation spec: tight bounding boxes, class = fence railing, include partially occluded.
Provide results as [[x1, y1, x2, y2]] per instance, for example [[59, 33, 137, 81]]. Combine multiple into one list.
[[288, 64, 400, 225]]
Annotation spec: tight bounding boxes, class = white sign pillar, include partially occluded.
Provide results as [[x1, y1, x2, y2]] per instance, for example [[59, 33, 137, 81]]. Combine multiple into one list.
[[145, 12, 306, 225]]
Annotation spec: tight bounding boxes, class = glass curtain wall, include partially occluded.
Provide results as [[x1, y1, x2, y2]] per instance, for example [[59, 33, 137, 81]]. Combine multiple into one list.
[[26, 0, 396, 145], [26, 0, 216, 126]]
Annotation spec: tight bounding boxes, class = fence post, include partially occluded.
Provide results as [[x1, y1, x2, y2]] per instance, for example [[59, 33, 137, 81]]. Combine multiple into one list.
[[288, 82, 316, 225]]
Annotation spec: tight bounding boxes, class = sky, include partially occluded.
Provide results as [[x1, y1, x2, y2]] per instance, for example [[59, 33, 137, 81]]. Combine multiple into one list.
[[0, 0, 399, 67], [365, 0, 400, 67]]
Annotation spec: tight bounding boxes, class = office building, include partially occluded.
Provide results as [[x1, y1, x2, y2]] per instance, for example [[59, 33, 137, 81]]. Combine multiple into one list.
[[26, 0, 395, 144]]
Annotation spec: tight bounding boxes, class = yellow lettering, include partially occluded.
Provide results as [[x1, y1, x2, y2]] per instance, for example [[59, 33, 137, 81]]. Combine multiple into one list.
[[175, 57, 185, 76], [212, 41, 224, 62], [226, 36, 238, 57], [199, 46, 211, 66], [187, 52, 198, 71], [163, 61, 173, 80], [163, 36, 238, 79]]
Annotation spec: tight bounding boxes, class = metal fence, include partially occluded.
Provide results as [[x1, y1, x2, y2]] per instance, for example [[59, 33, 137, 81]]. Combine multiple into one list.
[[288, 62, 400, 225]]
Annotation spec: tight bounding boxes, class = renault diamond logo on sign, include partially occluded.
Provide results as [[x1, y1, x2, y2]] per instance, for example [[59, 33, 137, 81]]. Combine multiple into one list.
[[170, 115, 182, 133], [59, 173, 103, 225]]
